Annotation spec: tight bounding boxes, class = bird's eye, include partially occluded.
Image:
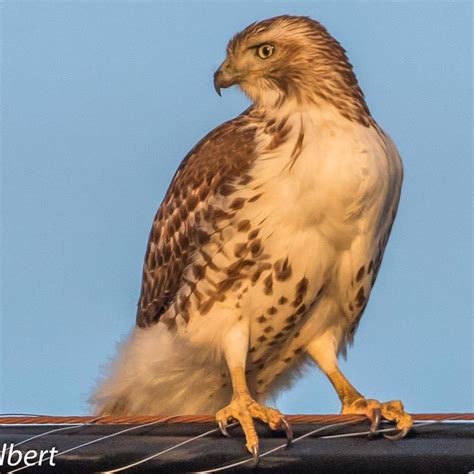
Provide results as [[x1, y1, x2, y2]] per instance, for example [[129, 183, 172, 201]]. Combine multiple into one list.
[[257, 44, 274, 59]]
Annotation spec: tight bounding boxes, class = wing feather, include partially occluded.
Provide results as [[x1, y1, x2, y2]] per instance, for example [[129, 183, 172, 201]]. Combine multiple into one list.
[[136, 109, 259, 327]]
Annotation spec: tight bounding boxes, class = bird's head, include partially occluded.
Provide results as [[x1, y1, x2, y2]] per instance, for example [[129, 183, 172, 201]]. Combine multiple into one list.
[[214, 15, 370, 122]]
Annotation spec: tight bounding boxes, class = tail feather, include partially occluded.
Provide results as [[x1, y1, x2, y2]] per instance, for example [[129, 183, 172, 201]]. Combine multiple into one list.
[[90, 325, 231, 416]]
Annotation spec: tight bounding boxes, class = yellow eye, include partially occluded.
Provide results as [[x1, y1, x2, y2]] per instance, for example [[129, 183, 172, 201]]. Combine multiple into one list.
[[257, 44, 274, 59]]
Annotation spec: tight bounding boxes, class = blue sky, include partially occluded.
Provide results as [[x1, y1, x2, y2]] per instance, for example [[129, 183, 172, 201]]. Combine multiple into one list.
[[1, 1, 472, 415]]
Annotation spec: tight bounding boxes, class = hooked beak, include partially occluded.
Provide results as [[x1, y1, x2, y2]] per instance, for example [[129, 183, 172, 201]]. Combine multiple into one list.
[[213, 61, 239, 97]]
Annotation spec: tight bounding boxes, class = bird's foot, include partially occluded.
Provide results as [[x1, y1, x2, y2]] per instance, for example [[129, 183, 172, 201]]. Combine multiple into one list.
[[216, 394, 292, 465], [342, 397, 412, 439]]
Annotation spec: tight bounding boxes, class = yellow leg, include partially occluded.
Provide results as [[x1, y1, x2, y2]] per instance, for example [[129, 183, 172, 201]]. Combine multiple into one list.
[[216, 326, 292, 462], [307, 335, 412, 439]]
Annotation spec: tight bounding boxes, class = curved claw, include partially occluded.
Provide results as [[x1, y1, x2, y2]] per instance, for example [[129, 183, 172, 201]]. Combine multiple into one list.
[[369, 408, 382, 436], [281, 418, 293, 447], [384, 426, 410, 440], [251, 444, 260, 467], [218, 420, 230, 437]]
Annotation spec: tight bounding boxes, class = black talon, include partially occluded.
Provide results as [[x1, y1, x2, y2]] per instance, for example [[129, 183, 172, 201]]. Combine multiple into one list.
[[218, 420, 230, 437], [369, 408, 382, 436], [281, 418, 293, 447], [251, 445, 260, 467], [384, 426, 410, 440]]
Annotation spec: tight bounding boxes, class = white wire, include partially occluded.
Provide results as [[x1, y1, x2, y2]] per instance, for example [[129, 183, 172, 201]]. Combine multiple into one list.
[[319, 420, 437, 439], [7, 415, 179, 473], [193, 419, 363, 473], [103, 422, 239, 473], [8, 424, 86, 449], [101, 422, 239, 473]]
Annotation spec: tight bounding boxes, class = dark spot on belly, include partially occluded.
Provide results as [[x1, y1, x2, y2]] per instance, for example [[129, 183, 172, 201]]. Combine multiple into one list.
[[278, 296, 288, 305], [230, 198, 246, 210], [283, 357, 292, 363], [273, 332, 284, 339], [249, 346, 256, 353], [356, 265, 365, 282], [238, 315, 243, 320], [356, 287, 366, 307], [249, 239, 263, 257], [248, 229, 260, 240], [263, 274, 273, 295], [286, 314, 297, 323], [264, 326, 274, 333], [268, 340, 278, 346], [233, 243, 248, 258], [292, 295, 304, 307], [257, 335, 267, 342], [237, 219, 251, 232], [295, 277, 308, 296], [293, 347, 303, 354], [257, 315, 268, 323], [248, 193, 263, 203], [274, 257, 292, 281], [257, 379, 264, 385], [267, 306, 278, 315]]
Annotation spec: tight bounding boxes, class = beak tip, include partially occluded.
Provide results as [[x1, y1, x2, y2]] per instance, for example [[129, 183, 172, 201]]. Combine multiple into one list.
[[213, 72, 222, 97]]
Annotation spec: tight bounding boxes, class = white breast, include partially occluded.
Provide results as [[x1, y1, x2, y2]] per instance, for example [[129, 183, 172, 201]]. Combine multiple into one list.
[[239, 105, 398, 248], [234, 104, 402, 354]]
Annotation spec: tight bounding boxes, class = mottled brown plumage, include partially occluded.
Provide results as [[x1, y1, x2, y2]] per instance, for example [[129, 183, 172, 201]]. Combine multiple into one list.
[[136, 110, 259, 327]]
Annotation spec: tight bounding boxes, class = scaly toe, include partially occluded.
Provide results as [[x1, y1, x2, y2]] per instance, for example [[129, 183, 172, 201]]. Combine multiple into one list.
[[342, 397, 412, 439]]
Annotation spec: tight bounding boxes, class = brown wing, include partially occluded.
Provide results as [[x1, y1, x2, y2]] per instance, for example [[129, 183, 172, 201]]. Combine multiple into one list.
[[136, 109, 259, 327]]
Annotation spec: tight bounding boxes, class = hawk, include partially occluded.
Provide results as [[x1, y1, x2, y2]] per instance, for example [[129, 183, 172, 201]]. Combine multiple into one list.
[[92, 15, 411, 460]]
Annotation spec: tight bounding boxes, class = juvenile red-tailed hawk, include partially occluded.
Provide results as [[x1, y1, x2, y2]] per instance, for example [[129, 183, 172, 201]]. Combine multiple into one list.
[[92, 15, 411, 461]]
